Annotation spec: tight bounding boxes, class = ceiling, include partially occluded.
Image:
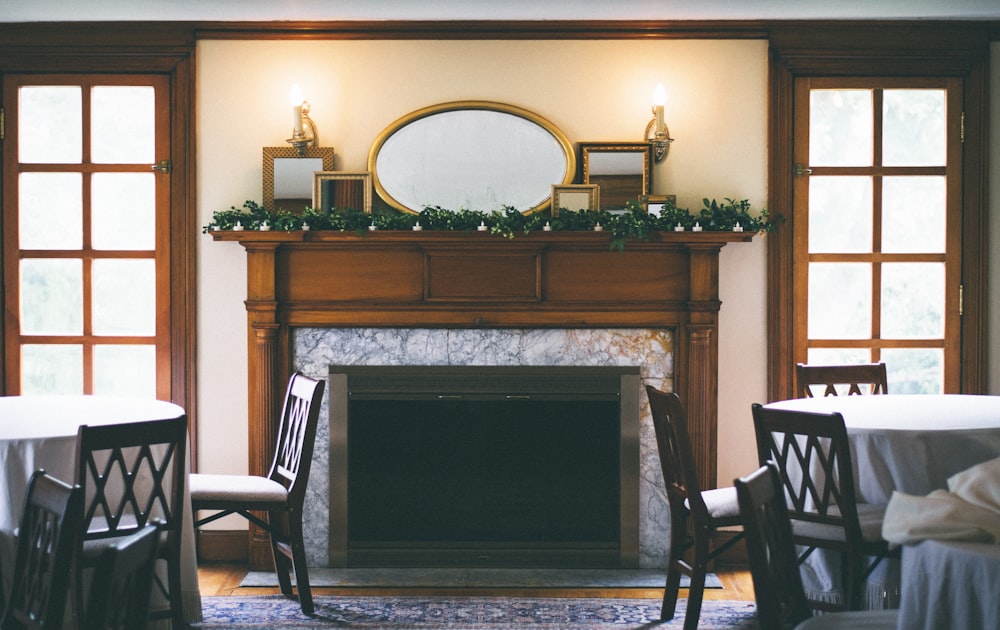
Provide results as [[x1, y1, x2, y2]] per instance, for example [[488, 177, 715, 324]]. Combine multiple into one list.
[[2, 0, 999, 22]]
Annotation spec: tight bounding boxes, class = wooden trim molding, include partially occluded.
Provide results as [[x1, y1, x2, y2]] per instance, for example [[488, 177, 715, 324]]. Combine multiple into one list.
[[212, 230, 752, 567]]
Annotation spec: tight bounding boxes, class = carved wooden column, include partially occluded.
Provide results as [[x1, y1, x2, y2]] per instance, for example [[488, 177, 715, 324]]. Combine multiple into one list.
[[242, 242, 288, 568]]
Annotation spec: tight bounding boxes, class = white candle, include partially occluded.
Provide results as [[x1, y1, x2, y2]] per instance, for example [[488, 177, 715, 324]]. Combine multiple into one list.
[[674, 223, 684, 232], [733, 224, 744, 232], [289, 84, 304, 136], [543, 221, 552, 232], [233, 221, 244, 231], [477, 221, 487, 231], [593, 222, 603, 232], [259, 220, 271, 231], [653, 83, 668, 135], [368, 222, 377, 231], [692, 221, 703, 232], [302, 222, 310, 231], [412, 222, 422, 231]]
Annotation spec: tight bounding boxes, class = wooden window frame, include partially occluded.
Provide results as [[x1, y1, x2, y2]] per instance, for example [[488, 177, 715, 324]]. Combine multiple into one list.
[[766, 24, 992, 400]]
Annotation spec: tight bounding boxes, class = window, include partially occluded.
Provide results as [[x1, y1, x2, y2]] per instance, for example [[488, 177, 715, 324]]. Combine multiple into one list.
[[792, 79, 962, 393], [3, 75, 173, 398]]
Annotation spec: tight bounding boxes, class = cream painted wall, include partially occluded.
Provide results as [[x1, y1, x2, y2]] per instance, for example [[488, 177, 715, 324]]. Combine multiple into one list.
[[196, 38, 767, 512]]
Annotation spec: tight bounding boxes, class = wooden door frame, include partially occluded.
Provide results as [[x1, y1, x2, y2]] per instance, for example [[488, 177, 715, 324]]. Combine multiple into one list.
[[0, 27, 198, 457], [766, 23, 991, 401]]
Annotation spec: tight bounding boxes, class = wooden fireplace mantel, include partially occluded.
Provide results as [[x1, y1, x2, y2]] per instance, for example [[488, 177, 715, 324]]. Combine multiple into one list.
[[212, 228, 753, 566]]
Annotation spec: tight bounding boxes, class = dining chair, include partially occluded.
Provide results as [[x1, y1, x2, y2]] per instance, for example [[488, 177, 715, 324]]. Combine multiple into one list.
[[189, 371, 325, 614], [74, 415, 188, 629], [84, 522, 162, 630], [2, 470, 83, 630], [735, 463, 899, 630], [751, 403, 894, 611], [645, 386, 745, 630], [795, 362, 888, 398]]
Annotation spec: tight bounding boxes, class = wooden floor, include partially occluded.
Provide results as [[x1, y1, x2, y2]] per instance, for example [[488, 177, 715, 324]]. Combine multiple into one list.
[[197, 563, 756, 601]]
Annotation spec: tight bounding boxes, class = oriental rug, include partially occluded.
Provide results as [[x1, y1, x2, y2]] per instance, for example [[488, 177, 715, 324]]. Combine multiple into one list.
[[194, 595, 759, 629]]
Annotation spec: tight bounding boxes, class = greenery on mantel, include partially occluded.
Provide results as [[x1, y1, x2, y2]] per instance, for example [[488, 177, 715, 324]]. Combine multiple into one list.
[[205, 197, 776, 251]]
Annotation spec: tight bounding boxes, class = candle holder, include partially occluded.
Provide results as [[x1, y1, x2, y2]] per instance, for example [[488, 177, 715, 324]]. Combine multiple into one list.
[[287, 101, 319, 157]]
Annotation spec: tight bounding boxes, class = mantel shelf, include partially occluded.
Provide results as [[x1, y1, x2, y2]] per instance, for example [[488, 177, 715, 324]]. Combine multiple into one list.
[[209, 229, 756, 246]]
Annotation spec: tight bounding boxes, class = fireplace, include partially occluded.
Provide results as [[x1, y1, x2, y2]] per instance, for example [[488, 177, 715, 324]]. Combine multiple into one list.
[[214, 229, 749, 569], [328, 365, 640, 567]]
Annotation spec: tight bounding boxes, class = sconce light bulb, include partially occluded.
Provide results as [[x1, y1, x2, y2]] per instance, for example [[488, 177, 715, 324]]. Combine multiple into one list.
[[288, 83, 305, 106], [653, 83, 668, 107]]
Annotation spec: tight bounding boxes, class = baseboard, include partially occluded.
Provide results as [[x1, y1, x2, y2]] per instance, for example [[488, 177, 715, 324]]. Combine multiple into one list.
[[197, 530, 248, 563]]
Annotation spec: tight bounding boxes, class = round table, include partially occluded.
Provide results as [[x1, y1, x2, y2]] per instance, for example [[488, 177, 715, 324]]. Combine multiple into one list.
[[0, 394, 201, 625], [762, 394, 1000, 609]]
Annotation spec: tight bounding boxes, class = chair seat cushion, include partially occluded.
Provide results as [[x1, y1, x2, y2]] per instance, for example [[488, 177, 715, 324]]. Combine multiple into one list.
[[189, 474, 288, 505], [698, 486, 742, 520], [792, 503, 887, 544]]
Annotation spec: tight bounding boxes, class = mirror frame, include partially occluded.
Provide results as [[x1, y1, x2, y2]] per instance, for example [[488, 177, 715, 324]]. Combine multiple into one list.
[[263, 146, 336, 211], [578, 142, 653, 210], [367, 101, 576, 215]]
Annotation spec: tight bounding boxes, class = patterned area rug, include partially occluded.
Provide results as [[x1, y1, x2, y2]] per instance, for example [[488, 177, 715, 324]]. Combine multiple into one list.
[[194, 595, 759, 629]]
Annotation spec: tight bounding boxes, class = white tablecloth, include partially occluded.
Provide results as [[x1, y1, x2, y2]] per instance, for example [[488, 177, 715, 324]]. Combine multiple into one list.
[[762, 394, 1000, 609], [899, 539, 1000, 630], [0, 395, 202, 625]]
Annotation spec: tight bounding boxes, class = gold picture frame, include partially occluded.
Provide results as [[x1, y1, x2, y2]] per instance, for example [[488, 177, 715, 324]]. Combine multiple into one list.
[[578, 142, 652, 211], [263, 146, 336, 211], [313, 171, 374, 214], [551, 184, 600, 217], [642, 194, 677, 217]]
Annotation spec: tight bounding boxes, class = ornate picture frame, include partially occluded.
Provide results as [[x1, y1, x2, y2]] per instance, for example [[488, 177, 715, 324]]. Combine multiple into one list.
[[313, 171, 374, 214], [263, 146, 336, 211], [551, 184, 600, 216]]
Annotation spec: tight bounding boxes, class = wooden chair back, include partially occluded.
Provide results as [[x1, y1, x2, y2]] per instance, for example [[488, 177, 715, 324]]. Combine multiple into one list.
[[645, 386, 707, 520], [267, 372, 325, 509], [795, 362, 888, 397], [2, 470, 83, 630], [75, 415, 188, 627], [85, 523, 161, 630], [736, 463, 814, 630]]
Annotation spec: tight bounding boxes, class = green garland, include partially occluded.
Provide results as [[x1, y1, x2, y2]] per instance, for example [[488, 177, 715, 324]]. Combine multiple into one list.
[[204, 197, 777, 251]]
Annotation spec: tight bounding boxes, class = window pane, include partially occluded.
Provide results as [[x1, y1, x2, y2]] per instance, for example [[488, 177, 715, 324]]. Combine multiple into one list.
[[21, 344, 83, 394], [92, 260, 156, 335], [19, 173, 83, 250], [94, 345, 156, 398], [806, 348, 872, 365], [92, 173, 156, 250], [809, 89, 873, 167], [882, 176, 946, 253], [20, 259, 83, 335], [18, 86, 82, 164], [883, 89, 946, 167], [91, 86, 155, 164], [808, 262, 871, 339], [882, 263, 944, 339], [809, 176, 872, 253], [882, 348, 943, 394]]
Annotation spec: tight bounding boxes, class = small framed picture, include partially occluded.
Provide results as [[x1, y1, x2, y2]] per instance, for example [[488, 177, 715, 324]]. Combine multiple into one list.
[[551, 184, 600, 217], [642, 194, 677, 217], [313, 172, 373, 214]]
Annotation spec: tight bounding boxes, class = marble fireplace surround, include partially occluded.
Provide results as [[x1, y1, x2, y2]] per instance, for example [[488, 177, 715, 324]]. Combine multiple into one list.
[[295, 327, 667, 568], [211, 229, 751, 570]]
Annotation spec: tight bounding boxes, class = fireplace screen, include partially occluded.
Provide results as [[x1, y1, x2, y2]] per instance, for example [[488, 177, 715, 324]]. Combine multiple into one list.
[[329, 366, 640, 568]]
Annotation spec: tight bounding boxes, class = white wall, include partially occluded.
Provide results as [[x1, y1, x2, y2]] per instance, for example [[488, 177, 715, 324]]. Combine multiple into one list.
[[195, 37, 779, 503]]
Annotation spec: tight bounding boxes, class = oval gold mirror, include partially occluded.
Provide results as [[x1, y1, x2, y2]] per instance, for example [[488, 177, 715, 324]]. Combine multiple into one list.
[[368, 101, 575, 215]]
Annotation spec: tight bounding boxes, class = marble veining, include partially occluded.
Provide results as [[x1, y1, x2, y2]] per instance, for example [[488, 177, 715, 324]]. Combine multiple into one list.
[[293, 327, 674, 569]]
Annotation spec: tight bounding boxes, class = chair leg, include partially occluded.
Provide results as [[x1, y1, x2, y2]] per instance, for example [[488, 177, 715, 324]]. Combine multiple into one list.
[[682, 536, 709, 630], [267, 514, 294, 600], [287, 513, 314, 615], [661, 506, 688, 621]]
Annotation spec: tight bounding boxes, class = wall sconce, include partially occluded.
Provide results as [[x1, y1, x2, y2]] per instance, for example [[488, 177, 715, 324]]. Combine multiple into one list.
[[286, 84, 319, 156], [644, 83, 674, 163]]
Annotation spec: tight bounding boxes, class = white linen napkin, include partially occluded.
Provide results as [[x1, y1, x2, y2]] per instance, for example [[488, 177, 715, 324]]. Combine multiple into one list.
[[882, 456, 1000, 545]]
